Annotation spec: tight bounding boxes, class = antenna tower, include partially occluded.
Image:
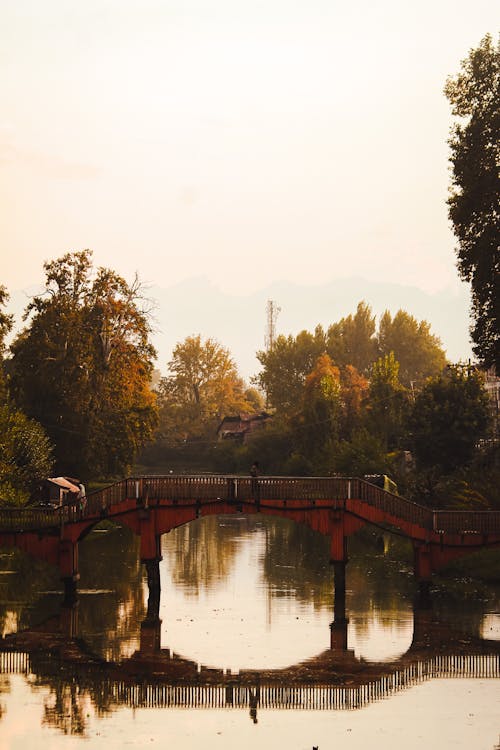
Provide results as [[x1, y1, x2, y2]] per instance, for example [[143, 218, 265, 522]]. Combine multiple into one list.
[[265, 300, 281, 351]]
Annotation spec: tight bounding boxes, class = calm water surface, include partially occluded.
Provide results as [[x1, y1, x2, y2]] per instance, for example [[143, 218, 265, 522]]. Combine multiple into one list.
[[0, 516, 499, 749]]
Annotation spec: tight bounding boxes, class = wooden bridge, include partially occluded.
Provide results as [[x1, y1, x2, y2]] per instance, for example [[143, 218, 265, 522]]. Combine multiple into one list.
[[0, 475, 499, 599]]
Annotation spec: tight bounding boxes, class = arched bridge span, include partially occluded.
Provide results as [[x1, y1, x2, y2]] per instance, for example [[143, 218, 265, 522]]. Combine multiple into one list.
[[0, 475, 499, 598]]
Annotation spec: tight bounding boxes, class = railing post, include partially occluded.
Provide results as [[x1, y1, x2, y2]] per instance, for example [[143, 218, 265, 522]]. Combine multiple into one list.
[[58, 539, 79, 604]]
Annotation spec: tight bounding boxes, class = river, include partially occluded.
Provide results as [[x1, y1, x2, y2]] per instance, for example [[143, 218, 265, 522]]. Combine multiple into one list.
[[0, 516, 499, 749]]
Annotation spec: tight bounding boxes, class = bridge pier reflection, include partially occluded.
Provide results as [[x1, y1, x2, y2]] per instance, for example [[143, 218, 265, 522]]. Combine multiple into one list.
[[60, 600, 80, 639], [330, 560, 349, 652], [59, 539, 80, 604], [143, 557, 161, 621], [141, 556, 162, 654]]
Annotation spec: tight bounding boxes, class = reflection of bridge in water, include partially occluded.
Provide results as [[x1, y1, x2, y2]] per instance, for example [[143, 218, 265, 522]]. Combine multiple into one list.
[[1, 598, 500, 714], [1, 651, 500, 712]]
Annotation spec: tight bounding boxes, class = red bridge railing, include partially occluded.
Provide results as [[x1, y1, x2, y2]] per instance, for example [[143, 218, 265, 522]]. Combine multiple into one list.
[[0, 476, 499, 536]]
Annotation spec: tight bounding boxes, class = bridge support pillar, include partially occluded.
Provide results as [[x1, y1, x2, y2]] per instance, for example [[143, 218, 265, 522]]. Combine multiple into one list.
[[413, 542, 433, 595], [59, 539, 79, 604], [329, 510, 348, 564]]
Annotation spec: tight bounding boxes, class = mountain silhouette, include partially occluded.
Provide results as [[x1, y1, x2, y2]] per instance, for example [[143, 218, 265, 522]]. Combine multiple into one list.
[[7, 276, 473, 383]]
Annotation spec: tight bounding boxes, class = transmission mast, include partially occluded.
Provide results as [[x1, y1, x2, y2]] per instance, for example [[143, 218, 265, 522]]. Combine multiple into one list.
[[265, 300, 281, 351]]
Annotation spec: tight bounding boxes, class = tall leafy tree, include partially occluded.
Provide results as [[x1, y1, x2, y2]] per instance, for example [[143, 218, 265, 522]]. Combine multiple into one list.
[[0, 406, 54, 504], [255, 327, 326, 413], [9, 250, 157, 477], [366, 352, 408, 451], [0, 285, 13, 400], [298, 353, 342, 463], [408, 367, 491, 474], [0, 285, 54, 503], [340, 364, 369, 439], [158, 335, 251, 443], [326, 301, 378, 373], [377, 310, 447, 386], [445, 34, 500, 370]]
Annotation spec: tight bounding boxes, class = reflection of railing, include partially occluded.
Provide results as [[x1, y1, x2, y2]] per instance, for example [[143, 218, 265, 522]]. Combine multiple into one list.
[[0, 650, 30, 674], [1, 476, 500, 536], [1, 651, 499, 710]]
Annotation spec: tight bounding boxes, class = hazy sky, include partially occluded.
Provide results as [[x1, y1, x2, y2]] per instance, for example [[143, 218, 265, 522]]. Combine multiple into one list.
[[1, 0, 499, 297]]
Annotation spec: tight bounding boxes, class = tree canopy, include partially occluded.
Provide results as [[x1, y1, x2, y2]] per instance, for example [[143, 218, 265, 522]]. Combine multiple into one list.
[[9, 250, 158, 477], [408, 367, 491, 475], [326, 301, 378, 373], [255, 302, 446, 411], [255, 328, 326, 414], [445, 34, 500, 370], [0, 285, 13, 400], [378, 309, 447, 386], [0, 405, 54, 504], [157, 334, 253, 443]]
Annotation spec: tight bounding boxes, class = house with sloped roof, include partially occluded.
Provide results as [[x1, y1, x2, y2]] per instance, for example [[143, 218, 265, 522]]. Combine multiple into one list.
[[216, 412, 272, 443]]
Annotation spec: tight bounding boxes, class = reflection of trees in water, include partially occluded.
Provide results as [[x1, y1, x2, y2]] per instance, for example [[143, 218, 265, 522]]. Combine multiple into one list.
[[346, 530, 415, 640], [42, 681, 88, 736], [0, 525, 146, 664], [28, 656, 123, 736], [0, 548, 61, 636], [0, 673, 9, 720], [262, 519, 334, 609], [77, 524, 145, 662], [163, 516, 241, 594]]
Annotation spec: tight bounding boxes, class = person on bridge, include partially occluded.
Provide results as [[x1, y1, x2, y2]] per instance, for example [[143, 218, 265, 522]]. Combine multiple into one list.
[[250, 461, 260, 478], [250, 461, 261, 501], [77, 483, 86, 514]]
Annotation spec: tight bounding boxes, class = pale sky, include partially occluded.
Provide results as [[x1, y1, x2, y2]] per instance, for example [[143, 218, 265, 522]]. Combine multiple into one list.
[[1, 0, 499, 297]]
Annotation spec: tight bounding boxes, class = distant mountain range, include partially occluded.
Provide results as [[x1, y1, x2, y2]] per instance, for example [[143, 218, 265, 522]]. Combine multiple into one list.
[[7, 276, 474, 383]]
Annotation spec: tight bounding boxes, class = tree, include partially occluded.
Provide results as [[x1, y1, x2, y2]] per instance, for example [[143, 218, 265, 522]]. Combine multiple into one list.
[[0, 405, 54, 504], [9, 250, 157, 477], [339, 364, 369, 439], [377, 310, 447, 386], [158, 335, 251, 443], [326, 301, 378, 373], [445, 34, 500, 370], [408, 367, 491, 474], [366, 352, 408, 451], [255, 327, 326, 413], [0, 285, 13, 400], [298, 353, 342, 464]]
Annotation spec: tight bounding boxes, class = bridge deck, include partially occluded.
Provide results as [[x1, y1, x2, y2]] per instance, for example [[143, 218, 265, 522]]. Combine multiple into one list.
[[1, 476, 499, 537]]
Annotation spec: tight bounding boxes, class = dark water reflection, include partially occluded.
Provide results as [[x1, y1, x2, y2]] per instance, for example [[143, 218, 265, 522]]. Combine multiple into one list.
[[0, 516, 499, 748]]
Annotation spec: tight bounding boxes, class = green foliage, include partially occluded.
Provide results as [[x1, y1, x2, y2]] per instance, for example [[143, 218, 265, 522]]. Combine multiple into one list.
[[157, 334, 252, 444], [445, 34, 500, 370], [255, 302, 444, 415], [333, 428, 389, 477], [367, 352, 409, 451], [255, 328, 326, 413], [408, 367, 491, 474], [378, 309, 447, 386], [0, 405, 54, 505], [299, 353, 342, 454], [326, 301, 378, 372], [0, 285, 13, 400], [9, 250, 157, 478]]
